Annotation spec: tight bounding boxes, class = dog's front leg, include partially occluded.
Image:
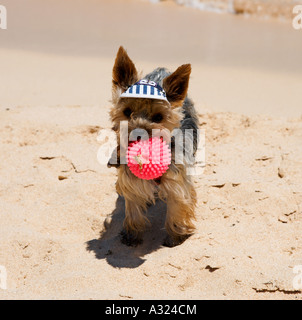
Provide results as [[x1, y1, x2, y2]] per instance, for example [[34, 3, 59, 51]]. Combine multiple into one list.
[[159, 167, 197, 247], [120, 198, 146, 246], [116, 166, 156, 246]]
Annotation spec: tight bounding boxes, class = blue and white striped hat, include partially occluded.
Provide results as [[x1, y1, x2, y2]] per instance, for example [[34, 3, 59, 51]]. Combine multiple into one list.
[[120, 79, 168, 102]]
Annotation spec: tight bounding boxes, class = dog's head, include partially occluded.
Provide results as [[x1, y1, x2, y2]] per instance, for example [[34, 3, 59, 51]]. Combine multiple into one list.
[[110, 46, 191, 141]]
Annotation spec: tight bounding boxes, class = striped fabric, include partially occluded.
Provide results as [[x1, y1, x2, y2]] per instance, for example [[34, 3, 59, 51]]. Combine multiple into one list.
[[120, 79, 168, 102]]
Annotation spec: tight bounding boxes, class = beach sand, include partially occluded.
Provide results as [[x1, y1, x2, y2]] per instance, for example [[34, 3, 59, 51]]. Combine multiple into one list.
[[0, 0, 302, 299]]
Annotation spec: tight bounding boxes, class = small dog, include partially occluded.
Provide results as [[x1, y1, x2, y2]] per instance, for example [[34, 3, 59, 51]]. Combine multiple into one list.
[[108, 46, 198, 247]]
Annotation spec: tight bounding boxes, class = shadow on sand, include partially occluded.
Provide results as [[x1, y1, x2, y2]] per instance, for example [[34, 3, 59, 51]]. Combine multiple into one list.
[[86, 195, 167, 268]]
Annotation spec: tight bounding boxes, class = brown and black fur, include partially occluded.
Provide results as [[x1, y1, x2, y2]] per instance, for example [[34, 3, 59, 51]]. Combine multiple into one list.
[[108, 46, 198, 247]]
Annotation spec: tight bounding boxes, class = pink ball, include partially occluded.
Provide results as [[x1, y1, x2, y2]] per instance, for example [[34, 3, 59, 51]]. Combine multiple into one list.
[[127, 137, 171, 180]]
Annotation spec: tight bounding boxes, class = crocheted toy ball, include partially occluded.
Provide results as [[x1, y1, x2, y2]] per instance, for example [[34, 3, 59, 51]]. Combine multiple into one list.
[[127, 137, 171, 180]]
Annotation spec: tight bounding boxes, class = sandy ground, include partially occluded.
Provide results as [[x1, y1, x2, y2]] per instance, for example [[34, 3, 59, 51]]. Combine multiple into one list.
[[0, 0, 302, 300], [1, 105, 302, 300]]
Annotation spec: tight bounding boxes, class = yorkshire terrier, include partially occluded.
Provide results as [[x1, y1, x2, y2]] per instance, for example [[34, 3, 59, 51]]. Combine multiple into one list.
[[108, 46, 198, 247]]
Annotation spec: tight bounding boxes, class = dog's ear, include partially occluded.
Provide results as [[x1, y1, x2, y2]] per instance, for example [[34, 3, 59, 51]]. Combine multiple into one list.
[[163, 64, 191, 107], [112, 46, 138, 104]]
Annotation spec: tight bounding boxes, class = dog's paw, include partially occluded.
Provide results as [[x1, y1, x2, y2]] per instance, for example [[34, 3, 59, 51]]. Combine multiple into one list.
[[163, 234, 191, 248], [120, 229, 143, 247]]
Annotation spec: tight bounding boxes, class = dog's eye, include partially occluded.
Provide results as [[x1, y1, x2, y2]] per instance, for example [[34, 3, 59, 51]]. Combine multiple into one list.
[[123, 107, 132, 118], [152, 113, 163, 123]]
